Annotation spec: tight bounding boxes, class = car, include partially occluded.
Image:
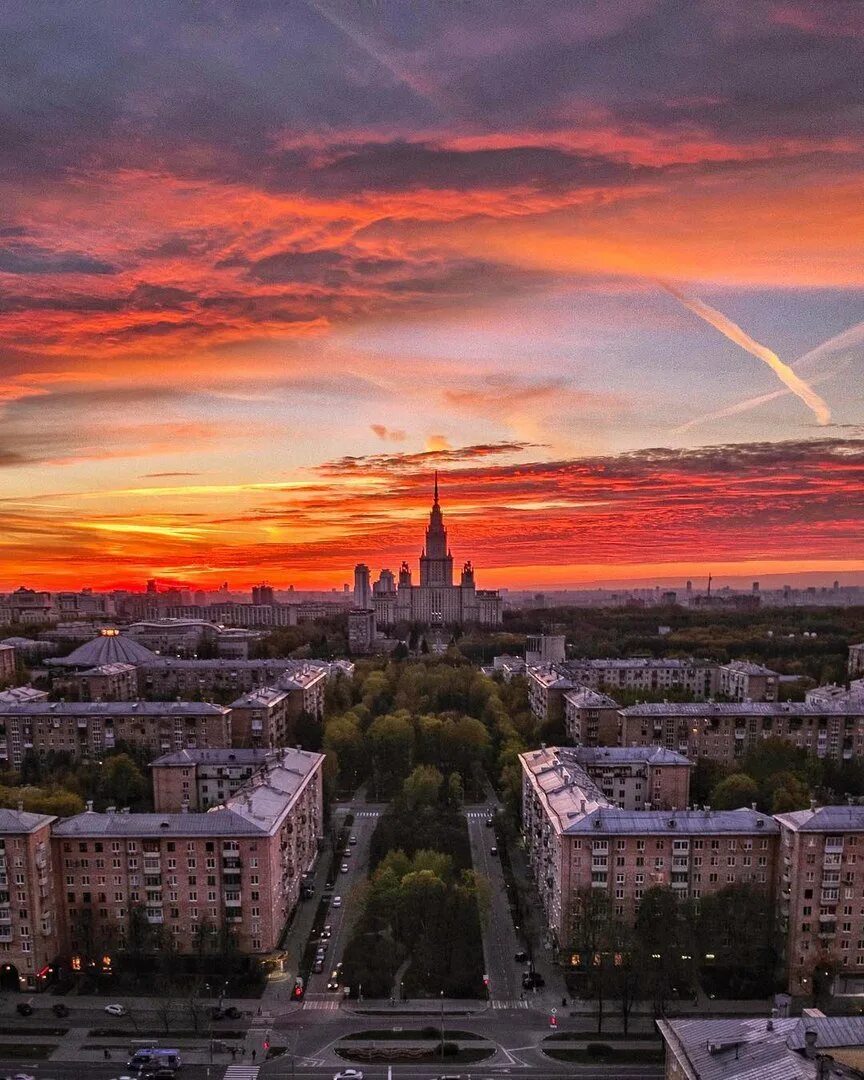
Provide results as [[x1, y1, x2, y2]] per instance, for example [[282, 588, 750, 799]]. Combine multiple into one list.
[[313, 960, 325, 973], [332, 896, 342, 907], [343, 848, 351, 856], [321, 925, 332, 938], [224, 1005, 241, 1019], [12, 1073, 36, 1080], [212, 1005, 241, 1020], [349, 835, 358, 845], [514, 950, 528, 963], [485, 817, 494, 827], [489, 846, 497, 855], [104, 1003, 128, 1016], [15, 1002, 33, 1016], [317, 941, 329, 953], [522, 972, 545, 989], [334, 1071, 363, 1080], [340, 862, 349, 873], [52, 1002, 70, 1017], [325, 880, 334, 889]]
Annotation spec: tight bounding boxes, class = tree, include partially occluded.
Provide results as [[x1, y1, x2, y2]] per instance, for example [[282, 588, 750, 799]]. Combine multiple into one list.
[[98, 754, 149, 809], [633, 887, 696, 1016], [567, 888, 619, 1033], [710, 772, 760, 810], [696, 884, 778, 998], [368, 713, 415, 797], [447, 771, 464, 809], [401, 766, 443, 810], [769, 772, 811, 814]]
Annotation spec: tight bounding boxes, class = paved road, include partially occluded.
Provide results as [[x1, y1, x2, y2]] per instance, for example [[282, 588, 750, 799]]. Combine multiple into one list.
[[256, 1064, 662, 1080], [302, 806, 383, 1005], [0, 1064, 216, 1080], [465, 808, 524, 1007]]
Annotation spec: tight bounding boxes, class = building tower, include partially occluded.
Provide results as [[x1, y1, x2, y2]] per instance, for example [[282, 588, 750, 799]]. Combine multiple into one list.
[[353, 563, 372, 609], [419, 472, 454, 587]]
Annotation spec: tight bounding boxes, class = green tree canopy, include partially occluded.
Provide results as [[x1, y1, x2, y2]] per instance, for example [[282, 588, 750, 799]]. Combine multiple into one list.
[[710, 772, 760, 810]]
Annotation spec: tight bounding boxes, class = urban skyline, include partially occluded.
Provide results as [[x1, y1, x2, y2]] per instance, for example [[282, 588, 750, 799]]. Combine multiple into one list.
[[0, 3, 861, 590]]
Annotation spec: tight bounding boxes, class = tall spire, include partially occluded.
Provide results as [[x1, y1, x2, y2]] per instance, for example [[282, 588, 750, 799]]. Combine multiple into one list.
[[434, 469, 439, 506]]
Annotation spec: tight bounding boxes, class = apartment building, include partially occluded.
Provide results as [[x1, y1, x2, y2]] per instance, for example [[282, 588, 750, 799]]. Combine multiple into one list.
[[0, 687, 48, 706], [775, 805, 864, 996], [0, 810, 61, 991], [54, 747, 324, 960], [229, 688, 293, 749], [138, 659, 326, 717], [527, 658, 718, 726], [520, 746, 777, 945], [563, 687, 621, 745], [618, 701, 864, 765], [565, 745, 692, 810], [72, 664, 138, 702], [0, 702, 232, 769], [849, 644, 864, 678], [0, 644, 15, 687], [718, 660, 779, 702], [151, 748, 275, 811]]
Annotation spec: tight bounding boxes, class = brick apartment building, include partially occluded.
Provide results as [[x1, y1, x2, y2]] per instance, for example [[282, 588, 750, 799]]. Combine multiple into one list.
[[0, 644, 15, 688], [521, 746, 778, 947], [69, 663, 138, 702], [138, 659, 326, 717], [53, 747, 323, 960], [562, 745, 692, 810], [618, 701, 864, 765], [151, 748, 276, 811], [0, 702, 232, 769], [229, 687, 295, 748], [563, 687, 622, 745], [0, 809, 61, 991], [718, 660, 779, 702]]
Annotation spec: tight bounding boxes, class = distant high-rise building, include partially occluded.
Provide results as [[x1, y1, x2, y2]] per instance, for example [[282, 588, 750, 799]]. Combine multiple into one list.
[[366, 475, 502, 627], [252, 583, 274, 606], [353, 564, 371, 610]]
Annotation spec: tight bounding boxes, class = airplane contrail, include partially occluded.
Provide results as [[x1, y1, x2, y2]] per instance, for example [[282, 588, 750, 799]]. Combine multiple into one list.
[[659, 280, 832, 426], [674, 318, 864, 432]]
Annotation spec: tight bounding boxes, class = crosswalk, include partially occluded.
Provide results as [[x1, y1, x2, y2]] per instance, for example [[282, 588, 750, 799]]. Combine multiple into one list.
[[465, 810, 494, 819], [303, 998, 341, 1010], [354, 810, 380, 818], [223, 1067, 260, 1080], [492, 998, 530, 1009]]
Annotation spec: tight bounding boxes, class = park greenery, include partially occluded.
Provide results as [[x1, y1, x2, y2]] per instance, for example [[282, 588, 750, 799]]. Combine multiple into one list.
[[341, 768, 487, 998]]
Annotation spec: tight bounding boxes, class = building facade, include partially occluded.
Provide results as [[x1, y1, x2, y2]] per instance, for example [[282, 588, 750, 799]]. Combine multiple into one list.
[[55, 747, 323, 959], [0, 702, 232, 769], [150, 748, 276, 811], [0, 810, 60, 991], [521, 745, 778, 947], [71, 664, 138, 702], [718, 660, 779, 702], [563, 687, 621, 745], [0, 645, 15, 687], [369, 475, 502, 628], [850, 644, 864, 678], [138, 659, 326, 714], [619, 701, 864, 765], [229, 688, 293, 749], [562, 745, 692, 810]]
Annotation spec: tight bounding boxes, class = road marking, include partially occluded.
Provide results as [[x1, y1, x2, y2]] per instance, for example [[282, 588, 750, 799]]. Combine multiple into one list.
[[223, 1067, 260, 1079], [299, 1057, 326, 1066], [303, 998, 341, 1010], [492, 999, 529, 1008]]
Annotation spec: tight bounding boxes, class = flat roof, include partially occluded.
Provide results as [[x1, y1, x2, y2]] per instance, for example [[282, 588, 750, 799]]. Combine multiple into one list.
[[0, 701, 229, 716], [0, 808, 55, 834], [775, 806, 864, 832], [620, 701, 863, 716]]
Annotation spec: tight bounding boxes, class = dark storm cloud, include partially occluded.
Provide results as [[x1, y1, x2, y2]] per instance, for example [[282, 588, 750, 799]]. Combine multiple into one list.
[[0, 242, 117, 275]]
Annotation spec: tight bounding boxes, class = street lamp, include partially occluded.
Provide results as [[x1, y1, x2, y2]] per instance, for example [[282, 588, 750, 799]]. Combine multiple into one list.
[[440, 990, 445, 1060]]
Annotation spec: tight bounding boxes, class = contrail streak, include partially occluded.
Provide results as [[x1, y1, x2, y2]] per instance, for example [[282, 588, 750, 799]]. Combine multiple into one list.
[[674, 318, 864, 432], [659, 280, 832, 426]]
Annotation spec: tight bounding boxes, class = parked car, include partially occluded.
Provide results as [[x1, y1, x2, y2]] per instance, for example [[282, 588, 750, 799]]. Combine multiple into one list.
[[522, 972, 545, 990], [212, 1005, 241, 1020], [514, 950, 528, 963], [340, 862, 349, 873], [104, 1003, 128, 1016], [349, 835, 358, 845], [332, 896, 342, 908], [490, 846, 498, 855], [15, 1002, 33, 1017], [343, 848, 351, 856], [313, 960, 325, 973], [485, 817, 494, 827], [321, 924, 332, 937], [51, 1002, 70, 1017]]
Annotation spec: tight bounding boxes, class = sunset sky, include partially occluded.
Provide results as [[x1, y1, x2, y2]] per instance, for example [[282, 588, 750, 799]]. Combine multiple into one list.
[[0, 1, 862, 591]]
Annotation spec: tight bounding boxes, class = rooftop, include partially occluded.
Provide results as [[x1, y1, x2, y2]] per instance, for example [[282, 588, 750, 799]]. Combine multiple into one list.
[[0, 808, 55, 834], [150, 748, 276, 768], [80, 663, 137, 676], [0, 701, 229, 716], [658, 1015, 864, 1080], [563, 687, 620, 708], [0, 686, 48, 706], [56, 747, 324, 837], [230, 687, 289, 708], [721, 660, 778, 676], [775, 806, 864, 832], [45, 631, 159, 669], [565, 745, 693, 767], [620, 701, 864, 716]]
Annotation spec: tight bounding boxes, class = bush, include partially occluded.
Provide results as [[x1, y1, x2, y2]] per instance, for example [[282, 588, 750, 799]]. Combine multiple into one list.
[[586, 1044, 613, 1058]]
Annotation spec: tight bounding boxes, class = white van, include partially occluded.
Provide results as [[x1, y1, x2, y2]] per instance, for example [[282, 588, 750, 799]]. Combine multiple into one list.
[[127, 1046, 182, 1071]]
